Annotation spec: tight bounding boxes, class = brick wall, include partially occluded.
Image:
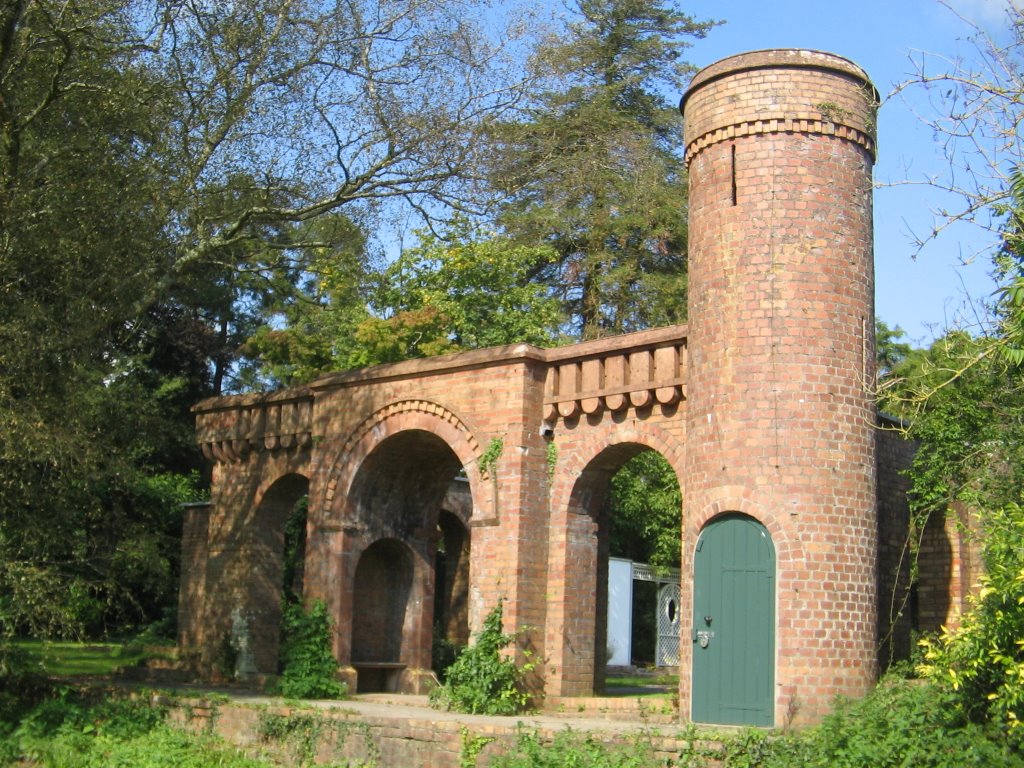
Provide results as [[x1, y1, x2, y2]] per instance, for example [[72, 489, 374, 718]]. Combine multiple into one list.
[[917, 502, 983, 633]]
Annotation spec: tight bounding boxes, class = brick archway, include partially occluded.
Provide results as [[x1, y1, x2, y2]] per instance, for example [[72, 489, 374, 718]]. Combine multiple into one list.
[[236, 472, 309, 676], [545, 422, 684, 697], [301, 400, 488, 691], [318, 399, 490, 527]]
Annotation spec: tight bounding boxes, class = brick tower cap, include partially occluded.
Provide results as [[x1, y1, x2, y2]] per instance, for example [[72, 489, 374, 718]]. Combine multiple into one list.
[[680, 48, 879, 165]]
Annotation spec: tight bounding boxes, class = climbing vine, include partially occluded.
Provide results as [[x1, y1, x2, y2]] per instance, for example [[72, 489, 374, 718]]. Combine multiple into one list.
[[478, 437, 503, 478]]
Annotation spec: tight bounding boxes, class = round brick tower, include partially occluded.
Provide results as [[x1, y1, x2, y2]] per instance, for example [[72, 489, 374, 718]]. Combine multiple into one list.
[[680, 50, 879, 725]]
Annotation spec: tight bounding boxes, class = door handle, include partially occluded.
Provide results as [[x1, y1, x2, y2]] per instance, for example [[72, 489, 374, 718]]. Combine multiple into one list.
[[695, 629, 714, 648]]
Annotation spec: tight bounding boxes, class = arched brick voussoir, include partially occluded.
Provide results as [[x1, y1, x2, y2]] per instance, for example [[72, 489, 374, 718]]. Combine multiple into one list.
[[251, 456, 314, 510], [684, 489, 805, 581], [548, 421, 685, 520], [315, 399, 490, 527]]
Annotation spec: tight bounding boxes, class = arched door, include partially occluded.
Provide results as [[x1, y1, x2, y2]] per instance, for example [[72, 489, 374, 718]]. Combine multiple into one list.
[[692, 514, 775, 726]]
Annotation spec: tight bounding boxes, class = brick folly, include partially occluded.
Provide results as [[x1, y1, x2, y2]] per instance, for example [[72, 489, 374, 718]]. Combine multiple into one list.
[[179, 50, 974, 727]]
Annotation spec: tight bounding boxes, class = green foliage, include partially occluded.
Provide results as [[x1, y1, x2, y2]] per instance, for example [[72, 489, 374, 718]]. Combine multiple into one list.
[[459, 727, 494, 768], [479, 677, 1022, 767], [875, 319, 915, 378], [608, 452, 682, 569], [348, 220, 563, 368], [489, 0, 717, 338], [879, 330, 1024, 525], [0, 687, 274, 767], [993, 168, 1024, 368], [281, 497, 309, 607], [430, 601, 532, 715], [478, 438, 504, 479], [12, 641, 150, 678], [918, 503, 1024, 742], [487, 728, 655, 768], [256, 710, 379, 767], [762, 676, 1022, 768], [276, 602, 346, 700], [257, 712, 324, 766], [546, 441, 558, 484]]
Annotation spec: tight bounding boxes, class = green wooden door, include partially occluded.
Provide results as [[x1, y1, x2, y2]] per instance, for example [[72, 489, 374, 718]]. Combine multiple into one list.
[[692, 514, 775, 726]]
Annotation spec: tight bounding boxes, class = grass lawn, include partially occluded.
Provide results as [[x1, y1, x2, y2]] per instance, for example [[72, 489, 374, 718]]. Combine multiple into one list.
[[13, 640, 152, 677], [604, 672, 678, 697]]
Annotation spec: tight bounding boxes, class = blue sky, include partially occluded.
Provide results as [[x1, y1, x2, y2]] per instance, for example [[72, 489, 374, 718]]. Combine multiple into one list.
[[679, 0, 1010, 345]]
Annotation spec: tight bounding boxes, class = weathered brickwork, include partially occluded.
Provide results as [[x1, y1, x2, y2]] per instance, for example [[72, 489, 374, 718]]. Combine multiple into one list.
[[681, 49, 880, 725], [178, 49, 966, 727], [916, 501, 983, 634], [876, 425, 916, 664]]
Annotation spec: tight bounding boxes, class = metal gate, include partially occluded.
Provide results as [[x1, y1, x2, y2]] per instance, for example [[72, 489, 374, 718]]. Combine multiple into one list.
[[656, 582, 681, 666]]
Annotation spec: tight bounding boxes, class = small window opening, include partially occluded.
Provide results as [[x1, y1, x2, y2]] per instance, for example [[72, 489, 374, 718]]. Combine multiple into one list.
[[730, 144, 738, 206]]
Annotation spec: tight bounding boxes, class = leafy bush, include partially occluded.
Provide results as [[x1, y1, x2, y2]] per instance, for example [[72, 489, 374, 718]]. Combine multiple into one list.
[[918, 503, 1024, 743], [719, 675, 1024, 768], [488, 728, 655, 768], [276, 601, 346, 700], [3, 700, 273, 767], [432, 622, 464, 683], [808, 678, 1018, 767], [430, 600, 532, 715]]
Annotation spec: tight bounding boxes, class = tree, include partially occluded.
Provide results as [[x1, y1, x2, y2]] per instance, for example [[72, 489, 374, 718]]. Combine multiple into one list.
[[488, 0, 717, 339], [0, 0, 193, 641], [351, 221, 563, 367], [894, 2, 1024, 366], [239, 216, 372, 388], [140, 0, 532, 281], [876, 319, 916, 379], [895, 3, 1024, 256], [881, 331, 1024, 517], [0, 0, 533, 644], [243, 220, 563, 380], [607, 452, 681, 570]]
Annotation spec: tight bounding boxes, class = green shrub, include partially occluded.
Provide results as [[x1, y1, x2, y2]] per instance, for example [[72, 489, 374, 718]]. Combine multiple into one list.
[[731, 675, 1024, 768], [277, 601, 346, 700], [917, 503, 1024, 744], [0, 684, 285, 767], [488, 728, 655, 768], [430, 600, 532, 715]]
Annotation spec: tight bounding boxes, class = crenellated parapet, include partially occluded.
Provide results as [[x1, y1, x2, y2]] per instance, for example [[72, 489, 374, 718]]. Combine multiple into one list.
[[542, 326, 687, 423], [194, 388, 313, 463], [195, 326, 690, 464], [681, 48, 878, 168]]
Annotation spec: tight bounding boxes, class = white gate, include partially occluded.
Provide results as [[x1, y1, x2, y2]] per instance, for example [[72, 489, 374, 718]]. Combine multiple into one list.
[[656, 582, 681, 666]]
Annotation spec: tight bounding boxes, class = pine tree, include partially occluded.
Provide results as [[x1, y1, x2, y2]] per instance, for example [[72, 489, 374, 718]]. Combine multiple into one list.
[[490, 0, 717, 339]]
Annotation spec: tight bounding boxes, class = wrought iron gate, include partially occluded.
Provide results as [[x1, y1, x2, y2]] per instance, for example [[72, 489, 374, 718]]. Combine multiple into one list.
[[656, 582, 681, 666]]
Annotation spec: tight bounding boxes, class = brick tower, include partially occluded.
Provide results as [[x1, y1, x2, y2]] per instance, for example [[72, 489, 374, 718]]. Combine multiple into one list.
[[680, 50, 879, 725]]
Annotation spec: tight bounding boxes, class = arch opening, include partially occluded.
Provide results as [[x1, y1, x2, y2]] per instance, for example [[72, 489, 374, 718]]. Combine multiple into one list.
[[246, 473, 309, 676], [343, 429, 472, 692], [433, 503, 471, 677], [559, 444, 682, 695]]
